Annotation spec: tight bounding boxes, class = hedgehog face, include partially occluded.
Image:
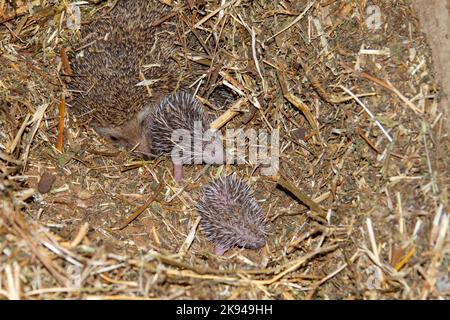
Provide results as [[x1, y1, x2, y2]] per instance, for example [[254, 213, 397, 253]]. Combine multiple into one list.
[[92, 114, 152, 158], [236, 214, 267, 250]]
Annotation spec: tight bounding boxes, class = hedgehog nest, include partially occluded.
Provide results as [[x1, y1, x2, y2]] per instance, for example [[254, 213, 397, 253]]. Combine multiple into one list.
[[0, 0, 448, 300]]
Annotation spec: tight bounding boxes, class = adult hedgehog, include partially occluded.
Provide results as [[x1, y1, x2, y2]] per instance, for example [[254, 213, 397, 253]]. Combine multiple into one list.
[[69, 0, 225, 179], [70, 0, 191, 127]]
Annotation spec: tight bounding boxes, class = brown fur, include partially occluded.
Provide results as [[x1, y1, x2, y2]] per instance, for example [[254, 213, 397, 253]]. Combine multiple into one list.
[[69, 0, 233, 158], [69, 0, 202, 127]]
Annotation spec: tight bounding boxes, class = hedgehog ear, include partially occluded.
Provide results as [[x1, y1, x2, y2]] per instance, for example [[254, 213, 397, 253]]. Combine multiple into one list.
[[92, 118, 152, 158], [93, 124, 133, 148]]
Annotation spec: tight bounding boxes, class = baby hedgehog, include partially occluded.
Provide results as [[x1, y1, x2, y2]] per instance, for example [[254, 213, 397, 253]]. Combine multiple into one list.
[[95, 92, 224, 181], [196, 175, 267, 255]]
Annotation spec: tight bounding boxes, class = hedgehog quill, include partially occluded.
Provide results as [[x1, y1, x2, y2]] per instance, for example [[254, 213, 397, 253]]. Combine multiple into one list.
[[69, 0, 225, 180], [95, 92, 224, 181], [196, 175, 267, 255]]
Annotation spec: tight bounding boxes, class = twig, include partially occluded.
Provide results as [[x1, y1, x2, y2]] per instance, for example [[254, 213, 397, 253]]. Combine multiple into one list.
[[344, 67, 423, 114], [277, 70, 319, 131], [340, 85, 393, 143], [56, 94, 65, 152], [68, 222, 89, 248], [111, 182, 165, 231], [306, 251, 359, 298], [267, 1, 317, 41], [8, 114, 30, 154], [191, 0, 237, 30], [251, 27, 266, 92], [272, 174, 326, 216], [0, 152, 22, 165], [11, 216, 68, 286], [130, 244, 338, 286], [210, 98, 247, 130], [385, 79, 422, 114], [22, 103, 50, 168], [178, 217, 201, 257], [366, 218, 385, 284]]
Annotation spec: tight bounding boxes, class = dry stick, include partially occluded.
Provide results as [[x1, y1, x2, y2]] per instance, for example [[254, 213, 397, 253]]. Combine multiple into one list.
[[358, 129, 382, 154], [130, 244, 338, 285], [179, 13, 212, 57], [11, 217, 67, 286], [366, 218, 381, 264], [394, 245, 416, 271], [287, 225, 325, 254], [340, 85, 393, 143], [151, 10, 178, 27], [421, 213, 448, 299], [277, 71, 319, 131], [191, 0, 237, 30], [306, 250, 360, 299], [0, 288, 11, 300], [131, 244, 315, 276], [267, 0, 317, 41], [68, 222, 89, 249], [220, 71, 266, 124], [219, 70, 247, 93], [8, 113, 30, 154], [366, 218, 385, 285], [351, 68, 394, 91], [210, 98, 247, 130], [24, 287, 103, 297], [178, 217, 201, 257], [273, 174, 326, 216], [254, 244, 338, 285], [251, 27, 266, 92], [4, 264, 19, 299], [296, 56, 376, 104], [345, 68, 423, 115], [111, 182, 165, 231], [0, 152, 22, 165], [22, 103, 49, 168], [385, 79, 422, 114], [56, 94, 65, 152]]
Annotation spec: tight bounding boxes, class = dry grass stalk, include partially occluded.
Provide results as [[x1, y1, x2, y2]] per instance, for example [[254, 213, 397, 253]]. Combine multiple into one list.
[[56, 94, 65, 152]]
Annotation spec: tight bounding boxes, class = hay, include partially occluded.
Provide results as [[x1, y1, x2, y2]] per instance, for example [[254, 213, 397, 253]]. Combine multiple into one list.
[[0, 0, 448, 299]]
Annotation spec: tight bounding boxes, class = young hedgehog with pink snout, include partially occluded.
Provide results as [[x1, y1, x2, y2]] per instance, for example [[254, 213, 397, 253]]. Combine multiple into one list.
[[95, 92, 225, 181]]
